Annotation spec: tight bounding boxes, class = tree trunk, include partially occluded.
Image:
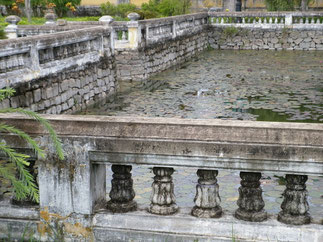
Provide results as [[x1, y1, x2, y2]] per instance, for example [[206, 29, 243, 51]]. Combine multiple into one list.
[[301, 0, 308, 11], [25, 0, 32, 23]]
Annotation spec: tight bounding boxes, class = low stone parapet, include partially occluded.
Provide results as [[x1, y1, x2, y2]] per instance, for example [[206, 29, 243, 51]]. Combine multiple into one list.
[[0, 115, 322, 240]]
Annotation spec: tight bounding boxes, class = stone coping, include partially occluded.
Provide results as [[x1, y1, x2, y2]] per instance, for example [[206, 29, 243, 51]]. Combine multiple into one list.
[[1, 114, 322, 145], [0, 26, 109, 51], [208, 11, 323, 17]]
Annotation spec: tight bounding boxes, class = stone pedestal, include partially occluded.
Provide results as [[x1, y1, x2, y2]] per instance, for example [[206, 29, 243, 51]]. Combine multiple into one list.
[[149, 167, 178, 215], [278, 174, 311, 225], [235, 172, 267, 222], [192, 169, 222, 218], [107, 165, 137, 213]]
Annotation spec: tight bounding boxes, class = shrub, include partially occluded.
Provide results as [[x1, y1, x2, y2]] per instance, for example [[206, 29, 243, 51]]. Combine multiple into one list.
[[142, 0, 191, 18], [47, 0, 81, 17], [101, 1, 137, 18], [0, 29, 7, 39]]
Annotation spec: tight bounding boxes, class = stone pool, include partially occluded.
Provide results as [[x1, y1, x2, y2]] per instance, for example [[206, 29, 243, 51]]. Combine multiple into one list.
[[80, 49, 323, 222]]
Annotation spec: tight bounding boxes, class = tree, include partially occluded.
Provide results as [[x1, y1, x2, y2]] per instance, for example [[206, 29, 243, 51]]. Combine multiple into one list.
[[0, 88, 64, 203]]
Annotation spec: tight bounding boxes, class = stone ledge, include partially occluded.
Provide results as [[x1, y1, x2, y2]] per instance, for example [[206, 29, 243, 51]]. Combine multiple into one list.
[[93, 206, 323, 242]]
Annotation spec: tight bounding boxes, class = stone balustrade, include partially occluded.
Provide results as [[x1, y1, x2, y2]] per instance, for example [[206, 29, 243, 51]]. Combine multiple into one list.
[[0, 114, 322, 241], [0, 26, 112, 87], [139, 13, 209, 46], [209, 11, 323, 29]]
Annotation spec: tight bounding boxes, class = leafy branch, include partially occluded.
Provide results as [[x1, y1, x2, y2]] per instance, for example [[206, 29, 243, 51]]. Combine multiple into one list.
[[0, 87, 64, 203]]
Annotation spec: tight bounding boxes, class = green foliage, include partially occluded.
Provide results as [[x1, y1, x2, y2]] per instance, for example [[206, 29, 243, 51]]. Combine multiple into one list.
[[265, 0, 312, 11], [101, 1, 137, 18], [0, 29, 7, 39], [223, 26, 239, 38], [48, 0, 81, 17], [0, 88, 64, 203], [141, 0, 191, 17]]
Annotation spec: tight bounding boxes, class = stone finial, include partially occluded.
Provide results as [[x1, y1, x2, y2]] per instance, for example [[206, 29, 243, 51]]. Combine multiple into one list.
[[44, 12, 57, 25], [4, 15, 21, 39], [99, 15, 114, 25], [127, 12, 140, 22], [5, 15, 21, 25]]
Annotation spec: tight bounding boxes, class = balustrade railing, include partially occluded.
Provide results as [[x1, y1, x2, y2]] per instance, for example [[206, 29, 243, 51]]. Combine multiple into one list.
[[0, 26, 111, 86], [0, 115, 322, 240], [209, 11, 323, 29]]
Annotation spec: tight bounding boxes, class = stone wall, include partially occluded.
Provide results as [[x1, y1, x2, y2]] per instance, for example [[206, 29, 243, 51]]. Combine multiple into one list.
[[115, 13, 209, 81], [208, 27, 323, 50], [0, 27, 117, 114], [116, 32, 208, 81]]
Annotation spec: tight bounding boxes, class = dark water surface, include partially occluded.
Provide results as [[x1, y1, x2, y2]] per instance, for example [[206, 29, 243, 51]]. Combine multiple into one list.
[[81, 50, 323, 123], [80, 50, 323, 221]]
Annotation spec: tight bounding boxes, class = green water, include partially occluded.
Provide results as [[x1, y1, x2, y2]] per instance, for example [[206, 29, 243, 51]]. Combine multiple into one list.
[[81, 49, 323, 123]]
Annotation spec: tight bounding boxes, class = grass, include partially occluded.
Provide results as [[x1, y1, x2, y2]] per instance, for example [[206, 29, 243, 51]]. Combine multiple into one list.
[[0, 16, 105, 32]]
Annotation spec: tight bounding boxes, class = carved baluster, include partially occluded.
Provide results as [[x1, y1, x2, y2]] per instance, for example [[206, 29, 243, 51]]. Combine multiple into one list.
[[252, 18, 256, 24], [264, 18, 268, 24], [149, 167, 178, 215], [107, 165, 137, 213], [192, 169, 222, 218], [220, 18, 224, 24], [269, 17, 273, 24], [278, 174, 311, 225], [122, 31, 127, 40], [305, 17, 309, 24], [216, 18, 219, 24], [242, 17, 246, 24], [235, 172, 267, 222]]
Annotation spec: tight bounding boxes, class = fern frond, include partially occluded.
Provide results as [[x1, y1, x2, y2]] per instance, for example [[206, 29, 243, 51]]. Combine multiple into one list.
[[0, 142, 39, 202], [0, 88, 15, 101], [0, 123, 46, 158], [0, 108, 64, 160]]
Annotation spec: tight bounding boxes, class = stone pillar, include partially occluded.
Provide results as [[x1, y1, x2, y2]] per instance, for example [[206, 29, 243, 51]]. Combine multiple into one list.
[[44, 12, 57, 25], [107, 165, 137, 213], [235, 172, 267, 222], [149, 167, 178, 215], [192, 169, 222, 218], [278, 174, 311, 225], [127, 12, 140, 49], [4, 15, 21, 39]]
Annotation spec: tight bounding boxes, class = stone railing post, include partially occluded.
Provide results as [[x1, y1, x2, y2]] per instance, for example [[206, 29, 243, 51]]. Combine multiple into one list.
[[235, 172, 267, 222], [278, 174, 311, 225], [127, 12, 141, 49], [107, 165, 137, 213], [29, 44, 40, 71], [172, 20, 177, 38], [149, 167, 178, 215], [44, 12, 57, 25], [192, 169, 222, 218], [4, 15, 21, 39], [285, 14, 293, 26], [99, 16, 115, 53]]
